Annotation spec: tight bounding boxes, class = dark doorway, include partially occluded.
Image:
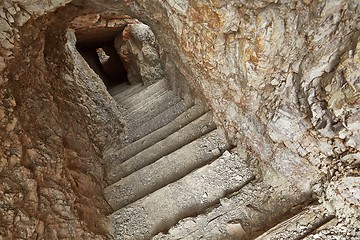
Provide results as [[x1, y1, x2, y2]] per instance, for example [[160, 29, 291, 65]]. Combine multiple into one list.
[[76, 41, 129, 89]]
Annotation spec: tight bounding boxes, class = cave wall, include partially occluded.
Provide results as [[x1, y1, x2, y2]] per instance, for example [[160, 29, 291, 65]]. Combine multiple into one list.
[[0, 1, 125, 239], [0, 0, 359, 239]]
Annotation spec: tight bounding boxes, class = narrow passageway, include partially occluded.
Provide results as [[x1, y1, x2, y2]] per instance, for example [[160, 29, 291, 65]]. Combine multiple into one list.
[[97, 44, 128, 88], [70, 14, 254, 239], [71, 13, 136, 92], [77, 42, 129, 88], [102, 68, 248, 239], [70, 13, 336, 240]]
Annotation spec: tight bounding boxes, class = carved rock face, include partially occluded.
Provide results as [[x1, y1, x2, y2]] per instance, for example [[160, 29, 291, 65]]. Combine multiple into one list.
[[0, 0, 359, 239], [114, 22, 165, 86]]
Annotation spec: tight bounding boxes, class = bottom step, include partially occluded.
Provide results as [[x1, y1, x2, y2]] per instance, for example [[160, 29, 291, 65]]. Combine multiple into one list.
[[304, 218, 360, 240], [256, 204, 334, 239], [153, 173, 311, 240], [109, 150, 254, 240]]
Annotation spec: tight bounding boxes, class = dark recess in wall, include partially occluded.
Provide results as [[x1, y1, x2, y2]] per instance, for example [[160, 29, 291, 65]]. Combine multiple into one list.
[[76, 40, 128, 88]]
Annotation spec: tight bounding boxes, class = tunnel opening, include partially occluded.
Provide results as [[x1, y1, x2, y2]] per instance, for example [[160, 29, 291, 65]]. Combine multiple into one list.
[[70, 13, 169, 94], [76, 41, 129, 89], [70, 14, 140, 90]]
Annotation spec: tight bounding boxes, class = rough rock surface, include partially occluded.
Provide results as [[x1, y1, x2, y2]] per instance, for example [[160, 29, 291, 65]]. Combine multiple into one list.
[[0, 0, 359, 239], [0, 1, 123, 239], [114, 23, 165, 86]]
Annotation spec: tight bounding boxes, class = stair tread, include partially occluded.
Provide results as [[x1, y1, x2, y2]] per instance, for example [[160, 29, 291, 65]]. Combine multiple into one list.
[[122, 89, 172, 116], [104, 128, 231, 211], [153, 168, 313, 240], [105, 101, 207, 168], [109, 150, 254, 240], [129, 98, 194, 144], [123, 90, 176, 117], [121, 93, 183, 145], [120, 79, 169, 108], [108, 82, 132, 96], [106, 111, 217, 184], [256, 204, 334, 240], [113, 83, 144, 103], [121, 87, 169, 110]]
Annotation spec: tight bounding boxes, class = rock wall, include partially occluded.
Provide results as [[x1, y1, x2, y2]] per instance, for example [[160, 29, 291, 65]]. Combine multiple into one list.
[[114, 22, 165, 86], [0, 0, 359, 239], [0, 1, 124, 239]]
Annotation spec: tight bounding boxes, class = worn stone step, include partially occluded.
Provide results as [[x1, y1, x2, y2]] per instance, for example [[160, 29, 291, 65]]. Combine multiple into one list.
[[124, 89, 176, 117], [153, 159, 312, 240], [108, 150, 254, 240], [303, 218, 359, 240], [124, 90, 178, 125], [113, 83, 144, 103], [106, 111, 217, 184], [105, 101, 207, 169], [104, 128, 231, 211], [122, 93, 183, 145], [129, 98, 195, 144], [108, 82, 132, 96], [122, 87, 169, 111], [255, 204, 334, 240], [120, 79, 169, 109]]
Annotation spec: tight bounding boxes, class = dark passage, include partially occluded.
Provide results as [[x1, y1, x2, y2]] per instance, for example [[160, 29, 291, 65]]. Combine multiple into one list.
[[76, 41, 128, 88]]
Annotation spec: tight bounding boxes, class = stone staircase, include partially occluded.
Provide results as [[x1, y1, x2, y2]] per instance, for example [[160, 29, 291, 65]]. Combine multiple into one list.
[[103, 79, 334, 239]]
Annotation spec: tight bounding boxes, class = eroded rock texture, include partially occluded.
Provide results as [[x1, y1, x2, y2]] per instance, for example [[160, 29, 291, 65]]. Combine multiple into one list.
[[114, 22, 165, 86], [0, 0, 359, 239], [0, 1, 123, 239]]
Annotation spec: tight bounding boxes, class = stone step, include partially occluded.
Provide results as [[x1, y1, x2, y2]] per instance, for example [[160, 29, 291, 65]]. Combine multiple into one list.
[[120, 79, 169, 109], [122, 93, 182, 145], [122, 86, 169, 111], [129, 98, 195, 144], [106, 111, 217, 184], [153, 167, 312, 240], [104, 128, 231, 211], [123, 89, 176, 117], [106, 101, 207, 169], [255, 204, 334, 240], [113, 83, 144, 103], [108, 82, 132, 96], [108, 150, 254, 240], [303, 218, 359, 239]]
